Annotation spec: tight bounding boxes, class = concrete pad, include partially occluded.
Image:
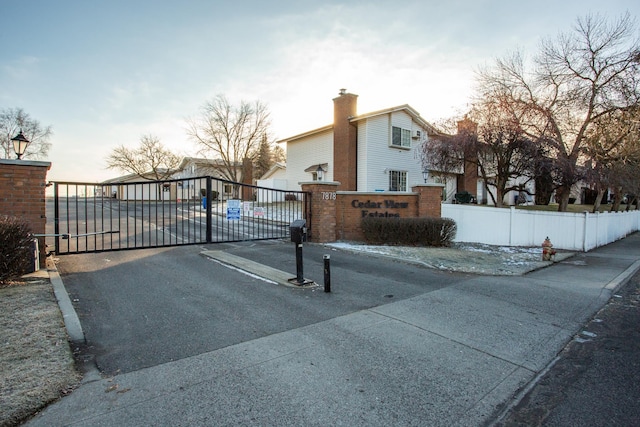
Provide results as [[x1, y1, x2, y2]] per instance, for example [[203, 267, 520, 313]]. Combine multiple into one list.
[[30, 307, 530, 426], [372, 287, 576, 371], [201, 250, 317, 288], [452, 275, 611, 325]]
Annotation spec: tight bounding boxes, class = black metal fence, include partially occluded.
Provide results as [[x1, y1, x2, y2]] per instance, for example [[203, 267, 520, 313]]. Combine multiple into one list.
[[52, 177, 308, 255]]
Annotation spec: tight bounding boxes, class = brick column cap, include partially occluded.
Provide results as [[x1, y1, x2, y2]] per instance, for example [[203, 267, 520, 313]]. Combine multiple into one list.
[[0, 159, 51, 169], [412, 183, 445, 189], [299, 181, 341, 186]]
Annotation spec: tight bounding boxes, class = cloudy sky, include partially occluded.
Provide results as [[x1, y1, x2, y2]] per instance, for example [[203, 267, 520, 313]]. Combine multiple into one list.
[[2, 0, 638, 182]]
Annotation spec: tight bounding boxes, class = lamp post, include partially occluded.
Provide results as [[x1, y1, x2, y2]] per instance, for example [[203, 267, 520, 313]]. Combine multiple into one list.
[[316, 164, 324, 181], [11, 131, 30, 160], [422, 168, 429, 183]]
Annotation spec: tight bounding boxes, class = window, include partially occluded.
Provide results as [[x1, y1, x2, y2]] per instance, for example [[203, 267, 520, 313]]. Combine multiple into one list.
[[389, 170, 407, 192], [391, 126, 411, 148]]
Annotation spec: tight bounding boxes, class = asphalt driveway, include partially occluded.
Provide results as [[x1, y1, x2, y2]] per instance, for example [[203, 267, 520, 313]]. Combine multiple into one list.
[[58, 240, 468, 376]]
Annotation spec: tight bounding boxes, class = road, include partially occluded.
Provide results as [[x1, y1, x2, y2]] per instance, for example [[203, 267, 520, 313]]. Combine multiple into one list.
[[57, 240, 469, 376]]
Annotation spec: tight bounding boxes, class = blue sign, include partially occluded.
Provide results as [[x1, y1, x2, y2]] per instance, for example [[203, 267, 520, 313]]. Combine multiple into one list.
[[227, 207, 241, 220], [226, 200, 241, 220]]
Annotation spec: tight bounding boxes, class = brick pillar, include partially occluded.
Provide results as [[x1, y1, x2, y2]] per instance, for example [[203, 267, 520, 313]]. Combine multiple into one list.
[[0, 160, 52, 267], [241, 157, 253, 201], [412, 184, 445, 218], [458, 117, 478, 199], [333, 91, 358, 191], [300, 181, 340, 243]]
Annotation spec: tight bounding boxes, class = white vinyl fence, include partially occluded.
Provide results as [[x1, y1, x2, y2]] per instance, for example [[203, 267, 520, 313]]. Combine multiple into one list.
[[441, 204, 640, 251]]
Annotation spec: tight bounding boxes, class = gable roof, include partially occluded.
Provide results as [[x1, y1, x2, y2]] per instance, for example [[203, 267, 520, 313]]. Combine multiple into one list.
[[276, 125, 333, 144], [259, 162, 286, 180], [277, 104, 439, 144], [351, 104, 439, 135], [178, 157, 241, 170], [101, 169, 174, 184]]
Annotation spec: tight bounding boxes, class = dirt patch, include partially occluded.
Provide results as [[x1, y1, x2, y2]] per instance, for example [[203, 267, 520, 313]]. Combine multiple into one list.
[[0, 277, 81, 427]]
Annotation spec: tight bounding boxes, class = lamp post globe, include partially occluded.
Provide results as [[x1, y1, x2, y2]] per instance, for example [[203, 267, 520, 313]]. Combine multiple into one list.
[[422, 169, 429, 183], [11, 131, 30, 160]]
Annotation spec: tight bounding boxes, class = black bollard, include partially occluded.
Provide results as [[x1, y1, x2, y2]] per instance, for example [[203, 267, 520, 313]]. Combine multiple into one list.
[[295, 243, 304, 284], [323, 254, 331, 293]]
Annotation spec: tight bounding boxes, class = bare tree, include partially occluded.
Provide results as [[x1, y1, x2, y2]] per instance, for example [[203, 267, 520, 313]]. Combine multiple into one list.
[[106, 134, 181, 180], [476, 13, 640, 211], [187, 95, 272, 182], [0, 107, 52, 160], [583, 107, 640, 211], [424, 100, 538, 207]]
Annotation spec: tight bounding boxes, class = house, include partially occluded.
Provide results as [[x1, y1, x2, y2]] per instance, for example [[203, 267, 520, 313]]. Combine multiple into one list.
[[273, 90, 460, 201], [100, 170, 176, 201], [256, 162, 288, 203], [173, 157, 245, 200], [101, 157, 245, 201]]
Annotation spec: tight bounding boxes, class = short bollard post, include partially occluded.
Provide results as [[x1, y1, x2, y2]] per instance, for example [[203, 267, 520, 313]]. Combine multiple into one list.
[[323, 254, 331, 293], [296, 243, 304, 283]]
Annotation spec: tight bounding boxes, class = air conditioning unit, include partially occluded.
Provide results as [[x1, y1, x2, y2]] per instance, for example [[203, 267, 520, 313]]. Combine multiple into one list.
[[411, 130, 421, 139]]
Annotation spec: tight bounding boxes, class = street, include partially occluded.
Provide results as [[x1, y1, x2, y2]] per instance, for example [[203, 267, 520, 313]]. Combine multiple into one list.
[[57, 240, 467, 376]]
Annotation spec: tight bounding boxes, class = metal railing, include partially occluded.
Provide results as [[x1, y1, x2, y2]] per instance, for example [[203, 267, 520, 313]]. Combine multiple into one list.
[[52, 177, 308, 254]]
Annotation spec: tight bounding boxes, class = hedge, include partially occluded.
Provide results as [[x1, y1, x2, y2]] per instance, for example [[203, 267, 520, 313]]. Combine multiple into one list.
[[361, 216, 457, 247], [0, 216, 34, 284]]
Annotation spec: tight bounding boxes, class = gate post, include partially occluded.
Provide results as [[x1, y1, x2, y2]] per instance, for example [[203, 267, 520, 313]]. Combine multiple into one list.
[[300, 181, 339, 243], [206, 176, 212, 244], [0, 159, 52, 268], [412, 184, 445, 218]]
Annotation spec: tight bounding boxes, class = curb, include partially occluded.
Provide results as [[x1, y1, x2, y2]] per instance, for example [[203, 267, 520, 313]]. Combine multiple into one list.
[[46, 257, 85, 344]]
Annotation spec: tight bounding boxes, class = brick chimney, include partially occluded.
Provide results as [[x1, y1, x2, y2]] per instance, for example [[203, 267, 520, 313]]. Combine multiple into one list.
[[333, 89, 358, 191], [457, 117, 478, 200]]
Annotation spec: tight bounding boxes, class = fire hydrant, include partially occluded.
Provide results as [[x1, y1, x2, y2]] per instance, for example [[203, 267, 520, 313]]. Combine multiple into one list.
[[542, 236, 557, 261]]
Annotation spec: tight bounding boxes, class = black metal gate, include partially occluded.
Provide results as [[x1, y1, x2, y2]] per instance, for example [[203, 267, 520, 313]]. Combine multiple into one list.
[[52, 177, 308, 255]]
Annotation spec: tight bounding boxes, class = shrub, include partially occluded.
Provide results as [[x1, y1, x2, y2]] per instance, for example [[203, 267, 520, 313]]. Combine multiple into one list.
[[361, 216, 457, 247], [284, 193, 297, 201], [0, 216, 34, 284]]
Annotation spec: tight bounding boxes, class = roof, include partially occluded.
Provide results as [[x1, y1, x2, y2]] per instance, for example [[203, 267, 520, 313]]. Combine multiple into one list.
[[259, 162, 286, 180], [277, 104, 439, 144], [178, 157, 240, 170], [276, 125, 333, 144], [101, 169, 174, 184], [351, 104, 439, 135]]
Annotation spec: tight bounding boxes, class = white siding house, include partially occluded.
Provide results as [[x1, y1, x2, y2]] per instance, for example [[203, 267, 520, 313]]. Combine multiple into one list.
[[276, 91, 445, 194], [355, 110, 430, 192], [257, 162, 288, 203], [283, 126, 333, 186]]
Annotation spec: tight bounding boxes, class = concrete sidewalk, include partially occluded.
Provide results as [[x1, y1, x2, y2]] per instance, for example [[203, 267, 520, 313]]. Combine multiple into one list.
[[27, 234, 640, 426]]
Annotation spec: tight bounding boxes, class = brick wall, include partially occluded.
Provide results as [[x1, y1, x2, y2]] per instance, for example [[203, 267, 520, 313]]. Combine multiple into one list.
[[0, 160, 52, 267], [336, 192, 420, 241], [303, 183, 445, 243]]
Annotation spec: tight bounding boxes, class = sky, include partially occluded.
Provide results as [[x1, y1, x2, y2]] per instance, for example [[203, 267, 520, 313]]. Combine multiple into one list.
[[2, 0, 639, 182]]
